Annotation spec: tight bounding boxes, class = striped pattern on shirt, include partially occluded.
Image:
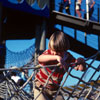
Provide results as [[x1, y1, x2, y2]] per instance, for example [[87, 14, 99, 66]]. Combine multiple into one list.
[[36, 49, 76, 89]]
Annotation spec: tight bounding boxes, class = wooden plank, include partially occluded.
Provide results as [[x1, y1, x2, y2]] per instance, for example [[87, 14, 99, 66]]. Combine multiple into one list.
[[52, 11, 100, 36]]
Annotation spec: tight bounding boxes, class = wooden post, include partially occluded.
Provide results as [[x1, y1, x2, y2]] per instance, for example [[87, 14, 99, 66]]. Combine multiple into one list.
[[39, 20, 46, 52], [98, 5, 100, 50], [0, 2, 6, 72], [34, 19, 46, 65], [34, 25, 40, 65], [98, 36, 100, 50], [0, 2, 2, 43], [74, 0, 77, 39], [50, 0, 55, 14]]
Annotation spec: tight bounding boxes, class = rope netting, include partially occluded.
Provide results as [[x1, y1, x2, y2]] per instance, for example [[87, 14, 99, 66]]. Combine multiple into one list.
[[5, 43, 35, 68], [0, 51, 100, 100]]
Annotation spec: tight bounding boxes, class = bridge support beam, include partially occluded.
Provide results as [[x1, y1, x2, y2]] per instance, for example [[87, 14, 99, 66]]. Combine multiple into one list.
[[0, 2, 2, 43], [52, 11, 100, 35], [0, 2, 6, 71], [34, 19, 46, 65]]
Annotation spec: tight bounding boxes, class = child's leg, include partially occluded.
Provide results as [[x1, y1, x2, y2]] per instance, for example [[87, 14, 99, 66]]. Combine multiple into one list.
[[33, 80, 50, 100], [89, 7, 94, 18], [34, 88, 50, 100], [76, 10, 82, 18], [56, 95, 64, 100]]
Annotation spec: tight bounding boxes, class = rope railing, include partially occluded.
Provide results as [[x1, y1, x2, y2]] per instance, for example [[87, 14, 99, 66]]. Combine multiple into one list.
[[64, 51, 100, 99], [1, 50, 100, 71], [0, 51, 100, 100], [0, 71, 33, 100]]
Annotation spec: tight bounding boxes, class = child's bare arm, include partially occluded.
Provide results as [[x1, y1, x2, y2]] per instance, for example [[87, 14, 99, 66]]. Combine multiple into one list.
[[38, 54, 62, 64]]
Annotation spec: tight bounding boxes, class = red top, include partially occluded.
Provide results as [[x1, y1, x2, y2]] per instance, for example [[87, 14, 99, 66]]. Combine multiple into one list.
[[36, 49, 76, 89], [64, 0, 68, 2]]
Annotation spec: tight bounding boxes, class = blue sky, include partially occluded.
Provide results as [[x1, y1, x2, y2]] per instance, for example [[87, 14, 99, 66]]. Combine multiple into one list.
[[6, 39, 35, 52]]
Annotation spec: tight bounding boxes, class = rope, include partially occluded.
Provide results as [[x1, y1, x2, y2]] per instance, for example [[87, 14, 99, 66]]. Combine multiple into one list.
[[5, 43, 35, 68], [0, 63, 61, 72], [0, 52, 100, 100]]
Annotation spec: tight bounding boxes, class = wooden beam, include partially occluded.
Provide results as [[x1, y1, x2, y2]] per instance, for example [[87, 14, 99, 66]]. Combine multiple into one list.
[[52, 11, 100, 36], [0, 2, 2, 43], [34, 19, 46, 65]]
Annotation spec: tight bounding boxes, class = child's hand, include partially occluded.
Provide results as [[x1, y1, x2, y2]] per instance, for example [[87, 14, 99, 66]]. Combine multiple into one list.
[[75, 57, 86, 71], [56, 55, 67, 67], [56, 55, 63, 64], [74, 65, 84, 71]]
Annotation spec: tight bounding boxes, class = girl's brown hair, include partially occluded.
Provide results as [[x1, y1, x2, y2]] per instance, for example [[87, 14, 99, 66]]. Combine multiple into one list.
[[48, 31, 70, 52]]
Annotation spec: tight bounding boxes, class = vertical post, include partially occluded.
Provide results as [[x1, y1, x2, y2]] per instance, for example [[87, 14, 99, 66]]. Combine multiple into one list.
[[61, 25, 63, 32], [39, 19, 46, 53], [0, 2, 2, 43], [86, 0, 89, 20], [98, 4, 99, 22], [84, 32, 87, 44], [85, 0, 89, 45], [98, 5, 100, 50], [49, 0, 55, 34], [74, 30, 77, 39], [98, 36, 100, 50], [33, 19, 46, 92], [74, 0, 77, 40], [50, 0, 55, 14], [34, 19, 46, 65], [34, 24, 41, 65], [0, 2, 6, 72]]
